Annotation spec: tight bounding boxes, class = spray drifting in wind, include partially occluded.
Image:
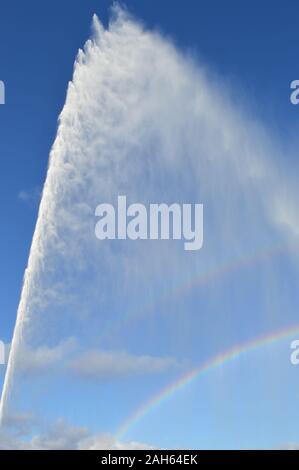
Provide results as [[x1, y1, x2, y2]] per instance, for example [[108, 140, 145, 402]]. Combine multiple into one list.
[[1, 4, 299, 446]]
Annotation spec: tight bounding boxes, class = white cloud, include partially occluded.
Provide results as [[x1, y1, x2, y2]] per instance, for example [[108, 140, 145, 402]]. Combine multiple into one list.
[[29, 420, 90, 450], [70, 349, 179, 380], [18, 187, 41, 207], [278, 443, 299, 450], [14, 338, 180, 380], [79, 432, 155, 450], [1, 412, 35, 436], [15, 338, 77, 375], [0, 417, 155, 450]]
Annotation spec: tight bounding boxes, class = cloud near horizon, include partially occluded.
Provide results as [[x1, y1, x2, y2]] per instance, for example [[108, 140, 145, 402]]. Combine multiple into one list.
[[0, 416, 155, 450]]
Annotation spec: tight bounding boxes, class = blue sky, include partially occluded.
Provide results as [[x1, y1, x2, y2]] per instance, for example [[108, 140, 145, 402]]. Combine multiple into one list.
[[1, 0, 299, 450]]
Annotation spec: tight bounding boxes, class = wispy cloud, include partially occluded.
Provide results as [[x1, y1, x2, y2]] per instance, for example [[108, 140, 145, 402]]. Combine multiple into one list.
[[0, 416, 155, 450], [18, 187, 41, 208], [15, 338, 77, 375], [14, 338, 180, 380], [70, 349, 180, 380]]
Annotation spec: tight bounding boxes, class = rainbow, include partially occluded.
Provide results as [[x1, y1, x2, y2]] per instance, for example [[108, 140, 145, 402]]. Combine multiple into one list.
[[115, 322, 299, 441], [103, 241, 297, 342]]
